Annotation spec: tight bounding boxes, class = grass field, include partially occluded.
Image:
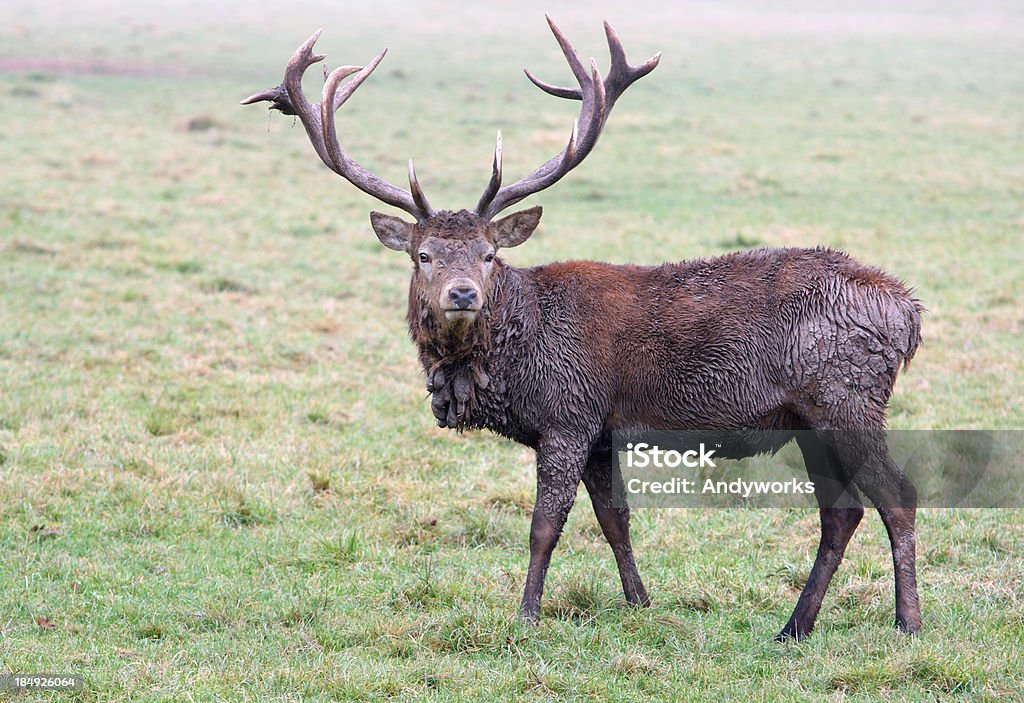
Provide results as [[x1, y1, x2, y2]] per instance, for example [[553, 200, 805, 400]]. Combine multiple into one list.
[[1, 1, 1023, 700]]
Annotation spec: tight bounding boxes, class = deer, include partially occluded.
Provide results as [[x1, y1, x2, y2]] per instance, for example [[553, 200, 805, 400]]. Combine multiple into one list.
[[243, 17, 923, 640]]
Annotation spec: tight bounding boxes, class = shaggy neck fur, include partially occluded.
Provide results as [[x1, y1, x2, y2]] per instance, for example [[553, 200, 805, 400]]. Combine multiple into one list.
[[407, 261, 535, 432]]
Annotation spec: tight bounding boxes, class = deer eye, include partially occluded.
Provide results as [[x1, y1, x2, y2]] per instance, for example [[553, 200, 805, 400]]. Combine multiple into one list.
[[484, 252, 495, 263], [418, 252, 430, 264]]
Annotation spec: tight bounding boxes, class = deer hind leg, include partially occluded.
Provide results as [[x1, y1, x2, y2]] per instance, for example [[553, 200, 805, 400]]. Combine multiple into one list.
[[777, 432, 864, 641], [830, 430, 921, 634], [581, 447, 650, 608]]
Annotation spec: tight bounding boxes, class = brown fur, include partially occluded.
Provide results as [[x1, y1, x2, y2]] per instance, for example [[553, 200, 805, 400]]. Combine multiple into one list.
[[397, 210, 923, 639]]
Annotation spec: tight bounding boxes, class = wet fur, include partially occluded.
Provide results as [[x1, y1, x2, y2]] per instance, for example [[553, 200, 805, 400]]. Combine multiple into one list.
[[410, 222, 924, 638], [414, 244, 922, 443]]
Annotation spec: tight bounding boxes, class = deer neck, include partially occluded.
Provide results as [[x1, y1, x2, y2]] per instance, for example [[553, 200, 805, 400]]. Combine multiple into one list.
[[407, 263, 536, 431]]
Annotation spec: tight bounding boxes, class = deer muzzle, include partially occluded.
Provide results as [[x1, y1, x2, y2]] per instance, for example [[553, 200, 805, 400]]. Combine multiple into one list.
[[441, 279, 482, 323]]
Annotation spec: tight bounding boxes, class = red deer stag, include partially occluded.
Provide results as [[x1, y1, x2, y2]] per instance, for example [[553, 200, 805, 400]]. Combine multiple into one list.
[[243, 17, 922, 640]]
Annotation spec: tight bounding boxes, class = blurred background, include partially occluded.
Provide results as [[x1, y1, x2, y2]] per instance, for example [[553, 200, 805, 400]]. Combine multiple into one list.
[[1, 1, 1022, 699]]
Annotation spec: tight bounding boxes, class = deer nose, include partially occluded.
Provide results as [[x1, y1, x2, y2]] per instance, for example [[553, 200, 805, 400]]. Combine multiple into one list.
[[448, 287, 478, 309]]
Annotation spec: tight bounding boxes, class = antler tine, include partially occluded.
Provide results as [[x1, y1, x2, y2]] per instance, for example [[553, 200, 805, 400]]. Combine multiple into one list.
[[243, 31, 433, 222], [565, 118, 579, 163], [523, 71, 580, 100], [327, 49, 388, 113], [602, 21, 661, 110], [285, 30, 326, 124], [475, 17, 654, 221], [240, 86, 292, 112], [546, 14, 592, 95], [408, 159, 434, 217], [320, 64, 363, 172], [475, 131, 503, 215]]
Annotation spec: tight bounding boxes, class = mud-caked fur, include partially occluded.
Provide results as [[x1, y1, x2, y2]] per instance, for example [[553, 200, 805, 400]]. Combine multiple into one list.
[[377, 207, 923, 640]]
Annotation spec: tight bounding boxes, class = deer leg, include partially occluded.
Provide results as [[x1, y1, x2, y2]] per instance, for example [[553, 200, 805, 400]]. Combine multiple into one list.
[[777, 433, 864, 641], [819, 431, 922, 635], [831, 433, 921, 634], [581, 448, 650, 607], [876, 501, 921, 634], [519, 440, 588, 623]]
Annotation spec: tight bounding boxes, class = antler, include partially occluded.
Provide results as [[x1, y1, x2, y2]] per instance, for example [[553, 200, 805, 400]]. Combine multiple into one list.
[[475, 16, 660, 221], [241, 30, 434, 222]]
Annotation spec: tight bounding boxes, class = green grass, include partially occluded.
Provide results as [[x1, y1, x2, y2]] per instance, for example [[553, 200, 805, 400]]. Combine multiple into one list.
[[1, 0, 1023, 700]]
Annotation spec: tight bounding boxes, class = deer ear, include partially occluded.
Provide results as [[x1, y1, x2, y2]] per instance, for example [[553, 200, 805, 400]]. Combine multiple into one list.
[[370, 211, 415, 252], [492, 206, 542, 249]]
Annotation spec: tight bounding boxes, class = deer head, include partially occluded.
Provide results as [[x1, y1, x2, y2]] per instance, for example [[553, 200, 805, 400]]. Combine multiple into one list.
[[242, 16, 659, 330]]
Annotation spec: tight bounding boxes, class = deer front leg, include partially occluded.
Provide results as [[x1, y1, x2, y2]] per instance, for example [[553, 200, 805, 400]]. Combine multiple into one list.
[[582, 448, 650, 608], [519, 439, 589, 623]]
